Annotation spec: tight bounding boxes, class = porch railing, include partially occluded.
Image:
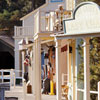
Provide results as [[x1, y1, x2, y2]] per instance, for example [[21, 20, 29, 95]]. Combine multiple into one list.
[[0, 69, 23, 88], [62, 74, 100, 100], [77, 81, 100, 100], [98, 82, 100, 100], [15, 10, 71, 37], [62, 73, 68, 85], [14, 26, 34, 37]]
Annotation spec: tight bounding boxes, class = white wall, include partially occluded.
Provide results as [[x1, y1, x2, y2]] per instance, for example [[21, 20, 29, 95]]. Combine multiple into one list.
[[15, 39, 21, 71], [61, 39, 68, 78], [23, 14, 34, 27], [15, 38, 34, 73], [15, 0, 75, 79], [22, 0, 67, 33]]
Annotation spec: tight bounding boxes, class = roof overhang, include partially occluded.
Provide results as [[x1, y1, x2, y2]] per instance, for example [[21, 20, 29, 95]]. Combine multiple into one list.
[[20, 4, 47, 20], [53, 32, 100, 40], [34, 32, 54, 41]]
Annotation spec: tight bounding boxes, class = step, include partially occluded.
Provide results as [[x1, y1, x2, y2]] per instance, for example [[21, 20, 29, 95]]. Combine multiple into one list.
[[5, 86, 23, 100], [42, 95, 56, 100], [10, 86, 23, 92]]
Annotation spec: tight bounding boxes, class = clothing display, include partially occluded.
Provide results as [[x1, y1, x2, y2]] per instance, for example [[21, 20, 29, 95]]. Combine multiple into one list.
[[24, 72, 29, 82], [42, 77, 50, 94]]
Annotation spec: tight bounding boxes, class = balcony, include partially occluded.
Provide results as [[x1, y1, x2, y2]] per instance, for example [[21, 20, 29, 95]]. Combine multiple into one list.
[[14, 26, 34, 37], [15, 5, 71, 37]]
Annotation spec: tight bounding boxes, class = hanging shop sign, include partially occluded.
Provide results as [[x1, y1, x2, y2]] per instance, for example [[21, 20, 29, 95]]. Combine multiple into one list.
[[50, 0, 63, 3], [63, 2, 100, 35]]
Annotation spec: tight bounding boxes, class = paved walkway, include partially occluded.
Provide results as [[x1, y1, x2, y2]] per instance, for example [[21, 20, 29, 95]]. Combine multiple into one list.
[[42, 94, 56, 100], [5, 86, 57, 100]]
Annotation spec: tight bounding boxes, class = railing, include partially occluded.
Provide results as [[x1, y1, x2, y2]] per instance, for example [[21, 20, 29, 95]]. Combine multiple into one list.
[[62, 73, 68, 85], [15, 10, 71, 37], [40, 11, 69, 32], [40, 11, 55, 32], [0, 69, 23, 87], [14, 26, 34, 37], [77, 82, 100, 100], [77, 88, 98, 94], [98, 82, 100, 100], [34, 11, 40, 34], [62, 74, 100, 100], [0, 70, 11, 84]]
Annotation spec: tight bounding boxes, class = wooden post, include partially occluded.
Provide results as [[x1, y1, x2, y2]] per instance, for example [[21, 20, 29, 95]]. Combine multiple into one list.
[[75, 39, 79, 100], [23, 81, 26, 100], [13, 72, 16, 88], [14, 26, 17, 36], [35, 38, 41, 100], [10, 69, 14, 87], [98, 82, 100, 100], [22, 51, 26, 100], [33, 42, 36, 97], [72, 40, 76, 100], [66, 42, 69, 83], [83, 38, 90, 100], [55, 38, 62, 100], [32, 42, 36, 98]]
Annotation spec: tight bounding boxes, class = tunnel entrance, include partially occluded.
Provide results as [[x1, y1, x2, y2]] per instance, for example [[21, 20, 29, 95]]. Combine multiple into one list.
[[0, 52, 14, 69]]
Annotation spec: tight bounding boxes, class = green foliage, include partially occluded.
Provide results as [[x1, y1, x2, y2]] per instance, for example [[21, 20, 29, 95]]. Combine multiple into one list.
[[0, 0, 45, 36], [90, 38, 100, 92], [76, 0, 100, 5], [78, 38, 100, 100]]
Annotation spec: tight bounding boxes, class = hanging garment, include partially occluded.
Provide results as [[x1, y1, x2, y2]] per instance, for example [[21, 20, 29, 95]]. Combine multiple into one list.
[[43, 65, 48, 79], [42, 77, 50, 94], [24, 55, 30, 66], [24, 72, 29, 82]]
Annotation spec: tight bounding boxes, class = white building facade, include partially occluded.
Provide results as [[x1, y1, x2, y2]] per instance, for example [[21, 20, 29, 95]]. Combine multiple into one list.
[[14, 0, 75, 72], [14, 0, 75, 100]]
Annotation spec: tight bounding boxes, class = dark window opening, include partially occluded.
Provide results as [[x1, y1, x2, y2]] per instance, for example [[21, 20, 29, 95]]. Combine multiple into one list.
[[0, 52, 14, 69]]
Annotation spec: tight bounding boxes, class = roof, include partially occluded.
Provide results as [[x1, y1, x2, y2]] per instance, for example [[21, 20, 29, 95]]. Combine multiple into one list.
[[20, 3, 47, 20], [0, 35, 14, 48], [0, 34, 14, 57]]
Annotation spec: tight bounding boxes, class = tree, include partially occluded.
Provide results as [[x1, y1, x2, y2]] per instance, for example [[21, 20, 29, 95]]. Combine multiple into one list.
[[0, 0, 45, 36], [77, 37, 100, 100], [76, 0, 100, 5]]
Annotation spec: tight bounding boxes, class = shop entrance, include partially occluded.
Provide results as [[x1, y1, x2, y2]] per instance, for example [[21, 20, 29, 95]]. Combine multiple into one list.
[[41, 43, 56, 95]]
